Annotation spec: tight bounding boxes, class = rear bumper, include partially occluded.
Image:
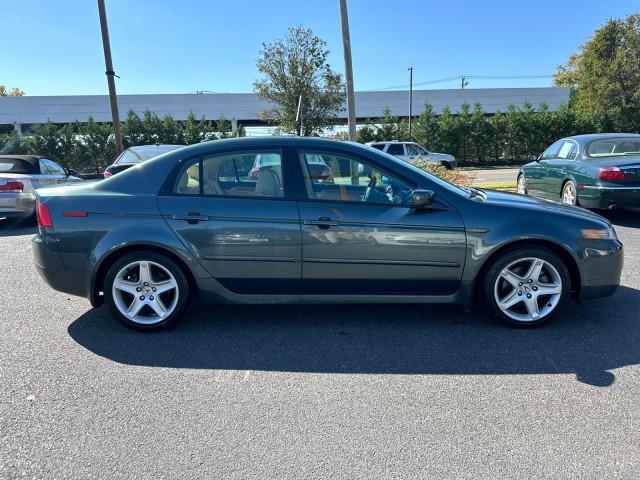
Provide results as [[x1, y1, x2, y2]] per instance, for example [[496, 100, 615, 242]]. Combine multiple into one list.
[[580, 185, 640, 209], [0, 192, 36, 217], [32, 233, 89, 299]]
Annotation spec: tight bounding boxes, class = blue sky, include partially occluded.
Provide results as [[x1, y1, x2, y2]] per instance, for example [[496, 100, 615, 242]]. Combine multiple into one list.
[[1, 0, 637, 96]]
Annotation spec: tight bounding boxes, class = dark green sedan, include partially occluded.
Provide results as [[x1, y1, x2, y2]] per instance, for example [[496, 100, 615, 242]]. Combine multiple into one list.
[[517, 133, 640, 210]]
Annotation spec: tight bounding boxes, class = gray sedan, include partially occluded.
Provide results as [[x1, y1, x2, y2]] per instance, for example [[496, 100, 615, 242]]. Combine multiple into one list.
[[0, 155, 83, 219], [32, 137, 622, 331]]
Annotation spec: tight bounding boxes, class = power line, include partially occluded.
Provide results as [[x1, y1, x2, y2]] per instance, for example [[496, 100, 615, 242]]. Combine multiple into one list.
[[367, 74, 554, 91]]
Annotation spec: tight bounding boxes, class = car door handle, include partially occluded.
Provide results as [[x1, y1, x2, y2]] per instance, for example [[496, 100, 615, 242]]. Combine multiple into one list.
[[304, 217, 340, 228], [173, 212, 208, 224]]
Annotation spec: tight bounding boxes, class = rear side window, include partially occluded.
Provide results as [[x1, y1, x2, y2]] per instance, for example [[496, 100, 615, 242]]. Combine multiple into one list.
[[370, 144, 385, 151], [557, 141, 578, 160], [386, 144, 405, 155], [174, 151, 284, 198]]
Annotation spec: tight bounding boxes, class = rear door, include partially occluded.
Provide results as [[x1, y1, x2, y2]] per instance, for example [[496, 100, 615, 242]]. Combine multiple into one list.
[[158, 148, 301, 295], [294, 148, 466, 296], [385, 143, 408, 161]]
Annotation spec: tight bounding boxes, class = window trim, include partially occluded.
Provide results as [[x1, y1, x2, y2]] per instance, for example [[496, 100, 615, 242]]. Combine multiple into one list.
[[164, 148, 291, 201]]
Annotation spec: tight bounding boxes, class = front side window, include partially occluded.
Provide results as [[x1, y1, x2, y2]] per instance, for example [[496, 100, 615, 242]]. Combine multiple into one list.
[[298, 151, 414, 205], [175, 151, 284, 198], [540, 140, 563, 160], [42, 159, 66, 175], [386, 144, 405, 156]]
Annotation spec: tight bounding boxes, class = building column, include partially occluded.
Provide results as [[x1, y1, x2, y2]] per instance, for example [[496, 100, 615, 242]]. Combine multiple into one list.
[[14, 123, 22, 137], [231, 117, 238, 136]]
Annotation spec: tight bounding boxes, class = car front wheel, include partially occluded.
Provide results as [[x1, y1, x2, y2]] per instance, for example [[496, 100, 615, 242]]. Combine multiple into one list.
[[483, 246, 570, 327], [104, 251, 190, 331]]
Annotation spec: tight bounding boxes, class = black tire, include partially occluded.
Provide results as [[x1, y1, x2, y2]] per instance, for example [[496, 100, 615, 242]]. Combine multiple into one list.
[[104, 250, 190, 331], [440, 161, 453, 170], [561, 180, 578, 206], [482, 246, 571, 328]]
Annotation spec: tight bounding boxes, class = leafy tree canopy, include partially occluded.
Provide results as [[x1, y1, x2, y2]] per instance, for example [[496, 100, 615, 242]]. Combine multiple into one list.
[[254, 25, 346, 136], [0, 85, 25, 96]]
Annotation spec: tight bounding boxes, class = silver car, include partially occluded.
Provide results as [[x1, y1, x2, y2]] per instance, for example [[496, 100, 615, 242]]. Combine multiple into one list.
[[367, 141, 457, 169], [0, 155, 83, 219]]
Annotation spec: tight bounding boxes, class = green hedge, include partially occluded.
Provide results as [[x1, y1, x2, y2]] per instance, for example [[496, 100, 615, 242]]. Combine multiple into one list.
[[0, 109, 242, 173], [357, 101, 608, 165]]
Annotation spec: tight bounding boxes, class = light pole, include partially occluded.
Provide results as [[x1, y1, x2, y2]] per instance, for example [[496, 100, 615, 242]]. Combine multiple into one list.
[[339, 0, 357, 142], [97, 0, 123, 155], [408, 66, 413, 141]]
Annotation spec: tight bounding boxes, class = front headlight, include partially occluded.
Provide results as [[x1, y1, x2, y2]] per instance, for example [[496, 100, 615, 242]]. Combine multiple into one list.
[[580, 226, 618, 240]]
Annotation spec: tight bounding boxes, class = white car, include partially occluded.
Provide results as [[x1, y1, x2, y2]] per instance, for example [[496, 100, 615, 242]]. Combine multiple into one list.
[[0, 155, 83, 219], [367, 141, 457, 169]]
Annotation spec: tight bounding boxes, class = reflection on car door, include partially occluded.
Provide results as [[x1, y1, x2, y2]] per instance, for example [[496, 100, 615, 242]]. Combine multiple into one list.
[[295, 149, 466, 296], [528, 140, 562, 198], [158, 150, 301, 295], [35, 159, 64, 189]]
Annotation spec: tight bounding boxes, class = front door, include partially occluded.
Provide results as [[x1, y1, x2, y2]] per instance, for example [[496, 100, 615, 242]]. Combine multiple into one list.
[[528, 140, 562, 198], [294, 149, 466, 295], [158, 149, 301, 295]]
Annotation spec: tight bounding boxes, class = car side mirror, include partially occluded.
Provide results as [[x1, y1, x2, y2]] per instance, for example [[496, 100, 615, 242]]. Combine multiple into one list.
[[67, 168, 78, 177], [411, 189, 435, 209]]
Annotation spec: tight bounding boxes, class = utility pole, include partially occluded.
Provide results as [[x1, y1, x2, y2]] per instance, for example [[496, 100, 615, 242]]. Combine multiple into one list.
[[97, 0, 123, 155], [461, 75, 468, 90], [339, 0, 357, 142], [408, 66, 413, 141]]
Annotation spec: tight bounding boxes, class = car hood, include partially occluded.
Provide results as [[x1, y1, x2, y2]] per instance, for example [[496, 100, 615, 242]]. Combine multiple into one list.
[[428, 152, 455, 161], [479, 189, 610, 224]]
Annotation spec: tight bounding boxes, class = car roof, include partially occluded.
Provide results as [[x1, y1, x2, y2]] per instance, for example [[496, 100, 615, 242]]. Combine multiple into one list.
[[566, 133, 640, 142]]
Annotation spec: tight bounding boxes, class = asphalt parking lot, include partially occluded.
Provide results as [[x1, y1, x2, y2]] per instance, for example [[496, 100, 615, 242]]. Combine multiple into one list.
[[1, 211, 639, 479]]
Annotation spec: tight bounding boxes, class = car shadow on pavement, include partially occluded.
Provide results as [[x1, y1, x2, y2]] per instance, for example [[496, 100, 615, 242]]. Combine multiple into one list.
[[68, 285, 640, 387], [601, 208, 640, 229]]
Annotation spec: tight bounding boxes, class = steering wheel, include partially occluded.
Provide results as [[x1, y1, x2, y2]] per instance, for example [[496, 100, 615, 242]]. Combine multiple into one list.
[[363, 176, 377, 203]]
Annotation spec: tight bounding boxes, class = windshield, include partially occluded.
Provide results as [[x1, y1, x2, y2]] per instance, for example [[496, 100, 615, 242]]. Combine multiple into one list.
[[116, 145, 183, 164], [587, 138, 640, 158]]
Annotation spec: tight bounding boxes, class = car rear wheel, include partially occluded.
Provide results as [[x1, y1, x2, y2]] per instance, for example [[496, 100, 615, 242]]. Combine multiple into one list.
[[483, 246, 570, 327], [561, 180, 578, 206], [517, 174, 527, 195], [104, 251, 190, 331]]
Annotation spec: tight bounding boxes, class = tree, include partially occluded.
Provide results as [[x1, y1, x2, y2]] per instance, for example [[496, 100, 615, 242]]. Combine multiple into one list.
[[254, 25, 346, 135], [413, 102, 438, 149], [554, 13, 640, 131], [0, 85, 25, 96]]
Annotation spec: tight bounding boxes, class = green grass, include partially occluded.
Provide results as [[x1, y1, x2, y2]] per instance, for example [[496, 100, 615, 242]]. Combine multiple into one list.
[[458, 165, 522, 171], [471, 180, 517, 192]]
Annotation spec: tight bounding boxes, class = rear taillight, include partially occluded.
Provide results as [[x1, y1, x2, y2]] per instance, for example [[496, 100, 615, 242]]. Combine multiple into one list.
[[0, 181, 24, 192], [597, 166, 625, 181], [36, 201, 53, 228], [103, 170, 113, 178]]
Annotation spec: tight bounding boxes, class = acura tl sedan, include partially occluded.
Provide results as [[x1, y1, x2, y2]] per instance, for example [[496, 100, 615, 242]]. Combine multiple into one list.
[[33, 137, 623, 331], [517, 133, 640, 210]]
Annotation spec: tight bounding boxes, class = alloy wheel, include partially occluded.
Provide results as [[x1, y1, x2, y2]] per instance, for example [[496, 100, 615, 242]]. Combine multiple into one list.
[[517, 176, 526, 194], [562, 183, 576, 205], [111, 260, 179, 325], [493, 257, 562, 322]]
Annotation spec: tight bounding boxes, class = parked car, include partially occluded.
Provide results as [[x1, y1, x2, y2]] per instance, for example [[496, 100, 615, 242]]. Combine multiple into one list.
[[33, 137, 622, 331], [367, 141, 457, 169], [103, 144, 185, 178], [0, 155, 83, 220], [517, 133, 640, 210]]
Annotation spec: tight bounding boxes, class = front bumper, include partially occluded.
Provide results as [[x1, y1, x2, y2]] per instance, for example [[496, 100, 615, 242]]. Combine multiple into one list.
[[580, 185, 640, 209], [577, 238, 624, 300]]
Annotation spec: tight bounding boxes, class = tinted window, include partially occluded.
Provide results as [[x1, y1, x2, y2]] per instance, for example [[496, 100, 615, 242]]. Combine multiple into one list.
[[298, 151, 414, 205], [370, 144, 385, 151], [175, 151, 284, 198], [386, 144, 405, 156], [0, 159, 36, 174]]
